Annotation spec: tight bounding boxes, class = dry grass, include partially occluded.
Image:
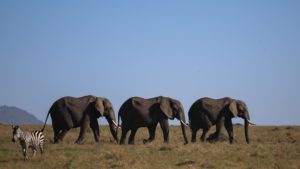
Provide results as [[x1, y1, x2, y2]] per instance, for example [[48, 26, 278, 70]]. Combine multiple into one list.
[[0, 124, 299, 169]]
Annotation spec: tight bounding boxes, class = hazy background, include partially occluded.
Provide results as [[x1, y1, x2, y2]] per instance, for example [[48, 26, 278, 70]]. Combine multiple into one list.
[[0, 1, 299, 125]]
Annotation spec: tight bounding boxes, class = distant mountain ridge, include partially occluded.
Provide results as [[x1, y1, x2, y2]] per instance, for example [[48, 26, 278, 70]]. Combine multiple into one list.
[[0, 105, 43, 125]]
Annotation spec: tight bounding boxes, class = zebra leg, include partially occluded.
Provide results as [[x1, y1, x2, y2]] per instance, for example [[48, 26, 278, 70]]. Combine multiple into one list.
[[22, 148, 26, 161], [23, 147, 29, 161], [39, 143, 44, 154], [32, 148, 37, 157]]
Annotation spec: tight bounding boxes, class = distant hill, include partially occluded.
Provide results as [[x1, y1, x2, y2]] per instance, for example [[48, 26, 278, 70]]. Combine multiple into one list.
[[0, 105, 43, 125]]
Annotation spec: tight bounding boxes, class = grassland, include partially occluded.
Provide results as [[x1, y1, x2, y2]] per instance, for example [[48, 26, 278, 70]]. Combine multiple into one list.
[[0, 124, 299, 169]]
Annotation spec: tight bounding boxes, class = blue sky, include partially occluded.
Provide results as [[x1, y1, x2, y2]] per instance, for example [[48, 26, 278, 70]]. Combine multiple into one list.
[[0, 1, 299, 125]]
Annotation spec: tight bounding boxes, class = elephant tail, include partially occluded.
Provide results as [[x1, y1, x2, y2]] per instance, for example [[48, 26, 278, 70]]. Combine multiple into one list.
[[117, 99, 128, 126], [41, 110, 51, 132]]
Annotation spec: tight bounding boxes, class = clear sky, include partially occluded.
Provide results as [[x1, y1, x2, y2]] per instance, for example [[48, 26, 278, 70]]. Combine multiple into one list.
[[0, 1, 299, 125]]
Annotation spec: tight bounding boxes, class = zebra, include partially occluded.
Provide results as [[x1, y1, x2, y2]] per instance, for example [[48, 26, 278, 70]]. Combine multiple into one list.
[[12, 125, 45, 161]]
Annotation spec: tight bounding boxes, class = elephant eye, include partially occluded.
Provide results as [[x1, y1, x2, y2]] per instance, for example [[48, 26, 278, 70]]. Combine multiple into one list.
[[105, 107, 111, 112]]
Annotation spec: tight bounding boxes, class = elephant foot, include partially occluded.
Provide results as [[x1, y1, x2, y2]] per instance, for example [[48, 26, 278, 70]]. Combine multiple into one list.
[[94, 136, 100, 142], [128, 141, 135, 145], [207, 133, 229, 143], [143, 138, 154, 144], [113, 136, 119, 144], [53, 138, 62, 144], [75, 139, 84, 144], [114, 139, 119, 144], [207, 133, 218, 139], [206, 133, 218, 143], [207, 138, 217, 143], [163, 140, 169, 144]]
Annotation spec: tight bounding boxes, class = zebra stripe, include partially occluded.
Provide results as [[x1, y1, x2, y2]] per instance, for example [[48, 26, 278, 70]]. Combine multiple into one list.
[[12, 126, 45, 161]]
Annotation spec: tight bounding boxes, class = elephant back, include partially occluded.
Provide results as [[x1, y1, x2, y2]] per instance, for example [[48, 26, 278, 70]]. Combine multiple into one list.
[[118, 98, 134, 117], [199, 98, 231, 114]]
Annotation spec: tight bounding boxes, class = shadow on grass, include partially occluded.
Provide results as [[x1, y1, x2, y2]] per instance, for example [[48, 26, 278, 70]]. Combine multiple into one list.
[[158, 146, 172, 151], [176, 160, 196, 167]]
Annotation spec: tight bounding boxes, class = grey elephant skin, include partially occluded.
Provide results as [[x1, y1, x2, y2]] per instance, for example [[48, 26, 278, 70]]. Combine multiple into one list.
[[42, 95, 118, 143], [188, 97, 254, 144], [118, 96, 189, 145]]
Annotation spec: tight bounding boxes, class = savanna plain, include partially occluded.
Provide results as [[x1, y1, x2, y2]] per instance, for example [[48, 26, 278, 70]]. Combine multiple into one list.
[[0, 124, 299, 169]]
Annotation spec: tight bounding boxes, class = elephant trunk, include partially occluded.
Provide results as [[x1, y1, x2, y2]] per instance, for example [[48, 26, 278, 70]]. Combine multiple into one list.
[[244, 118, 249, 144], [178, 112, 188, 144], [106, 111, 119, 143], [243, 111, 255, 144]]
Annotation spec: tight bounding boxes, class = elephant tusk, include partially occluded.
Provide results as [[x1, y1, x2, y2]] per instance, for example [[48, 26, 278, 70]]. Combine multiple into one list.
[[112, 120, 119, 128], [246, 119, 255, 125], [112, 120, 121, 129], [180, 120, 189, 127]]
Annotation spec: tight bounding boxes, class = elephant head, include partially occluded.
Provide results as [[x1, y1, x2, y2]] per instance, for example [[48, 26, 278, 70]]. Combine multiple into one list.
[[228, 99, 254, 144], [95, 97, 119, 142], [160, 97, 189, 144]]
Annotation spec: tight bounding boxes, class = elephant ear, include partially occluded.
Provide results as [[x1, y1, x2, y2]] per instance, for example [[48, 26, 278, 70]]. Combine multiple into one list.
[[95, 98, 105, 117], [103, 99, 110, 109], [229, 101, 238, 117], [160, 97, 174, 119], [103, 98, 114, 112]]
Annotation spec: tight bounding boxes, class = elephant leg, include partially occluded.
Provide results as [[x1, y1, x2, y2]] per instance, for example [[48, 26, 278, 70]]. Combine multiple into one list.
[[76, 125, 88, 144], [120, 125, 130, 145], [90, 120, 100, 142], [200, 128, 209, 142], [57, 129, 69, 142], [128, 128, 138, 145], [160, 120, 169, 143], [191, 128, 199, 143], [225, 119, 234, 144], [92, 126, 100, 142], [52, 123, 62, 143], [208, 117, 224, 142], [143, 123, 158, 144], [53, 129, 60, 143]]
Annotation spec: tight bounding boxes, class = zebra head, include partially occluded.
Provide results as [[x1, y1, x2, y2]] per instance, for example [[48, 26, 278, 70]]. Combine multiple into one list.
[[12, 125, 22, 142]]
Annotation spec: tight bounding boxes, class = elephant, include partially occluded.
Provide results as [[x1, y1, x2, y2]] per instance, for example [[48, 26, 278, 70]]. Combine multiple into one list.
[[118, 96, 189, 145], [42, 95, 119, 144], [188, 97, 255, 144]]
